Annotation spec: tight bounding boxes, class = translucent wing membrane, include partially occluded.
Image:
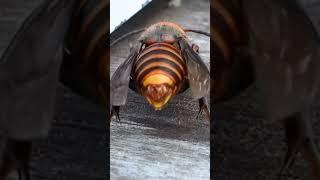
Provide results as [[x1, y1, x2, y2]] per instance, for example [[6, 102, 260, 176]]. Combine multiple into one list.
[[178, 38, 210, 99], [110, 46, 139, 106]]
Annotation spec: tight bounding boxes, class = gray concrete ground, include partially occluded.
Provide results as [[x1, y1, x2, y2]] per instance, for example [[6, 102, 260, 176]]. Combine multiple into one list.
[[110, 0, 210, 179], [0, 1, 106, 179]]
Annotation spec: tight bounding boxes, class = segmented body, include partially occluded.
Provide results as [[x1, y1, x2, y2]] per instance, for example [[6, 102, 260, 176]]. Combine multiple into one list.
[[60, 0, 108, 105], [133, 22, 192, 98], [133, 42, 187, 94]]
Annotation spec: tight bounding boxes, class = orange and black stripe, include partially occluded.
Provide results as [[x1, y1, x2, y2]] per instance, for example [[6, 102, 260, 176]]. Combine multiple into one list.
[[60, 0, 108, 105], [133, 43, 187, 91]]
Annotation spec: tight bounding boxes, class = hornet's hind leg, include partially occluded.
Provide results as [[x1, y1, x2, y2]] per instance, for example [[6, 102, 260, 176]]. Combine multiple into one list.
[[0, 139, 32, 180], [197, 97, 210, 125], [110, 106, 121, 123], [278, 112, 320, 180]]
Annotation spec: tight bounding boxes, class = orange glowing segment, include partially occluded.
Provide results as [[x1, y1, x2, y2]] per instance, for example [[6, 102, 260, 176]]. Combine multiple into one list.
[[143, 74, 174, 87]]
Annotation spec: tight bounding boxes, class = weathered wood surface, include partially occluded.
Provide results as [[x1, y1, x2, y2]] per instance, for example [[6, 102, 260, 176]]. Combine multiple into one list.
[[110, 0, 210, 179], [213, 1, 320, 179], [0, 1, 107, 179]]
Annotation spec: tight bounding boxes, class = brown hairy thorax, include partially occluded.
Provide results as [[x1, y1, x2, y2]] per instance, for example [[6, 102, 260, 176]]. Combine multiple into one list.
[[139, 21, 188, 45]]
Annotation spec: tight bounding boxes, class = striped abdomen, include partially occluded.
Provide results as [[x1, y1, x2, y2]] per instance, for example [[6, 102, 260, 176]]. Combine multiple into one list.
[[133, 43, 187, 92], [60, 0, 108, 105], [132, 42, 187, 109]]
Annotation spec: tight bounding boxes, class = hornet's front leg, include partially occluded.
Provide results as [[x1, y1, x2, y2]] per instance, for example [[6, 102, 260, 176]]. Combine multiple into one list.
[[109, 77, 138, 124], [0, 139, 32, 180], [191, 44, 199, 53]]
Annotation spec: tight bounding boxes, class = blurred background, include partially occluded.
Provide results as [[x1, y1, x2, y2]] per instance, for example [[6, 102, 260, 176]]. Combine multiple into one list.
[[213, 1, 320, 179], [0, 1, 106, 179]]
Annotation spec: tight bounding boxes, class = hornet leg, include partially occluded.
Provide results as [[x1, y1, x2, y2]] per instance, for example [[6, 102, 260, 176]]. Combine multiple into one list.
[[279, 112, 320, 180], [109, 77, 137, 124], [197, 97, 210, 125], [0, 139, 32, 180], [191, 44, 199, 53], [110, 106, 121, 123]]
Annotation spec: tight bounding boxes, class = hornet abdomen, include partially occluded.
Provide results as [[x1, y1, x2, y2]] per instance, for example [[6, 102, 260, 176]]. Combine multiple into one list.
[[133, 42, 187, 110]]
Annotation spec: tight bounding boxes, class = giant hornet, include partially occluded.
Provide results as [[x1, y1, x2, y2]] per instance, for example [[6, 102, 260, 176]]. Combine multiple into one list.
[[0, 0, 108, 179], [213, 0, 320, 179], [110, 21, 211, 123]]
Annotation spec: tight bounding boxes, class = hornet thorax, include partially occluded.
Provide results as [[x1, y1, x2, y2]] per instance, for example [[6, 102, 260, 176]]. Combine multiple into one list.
[[139, 21, 188, 45]]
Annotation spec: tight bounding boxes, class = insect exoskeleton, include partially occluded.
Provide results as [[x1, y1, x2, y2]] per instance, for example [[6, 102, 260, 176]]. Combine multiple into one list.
[[133, 42, 186, 110], [110, 21, 211, 123]]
